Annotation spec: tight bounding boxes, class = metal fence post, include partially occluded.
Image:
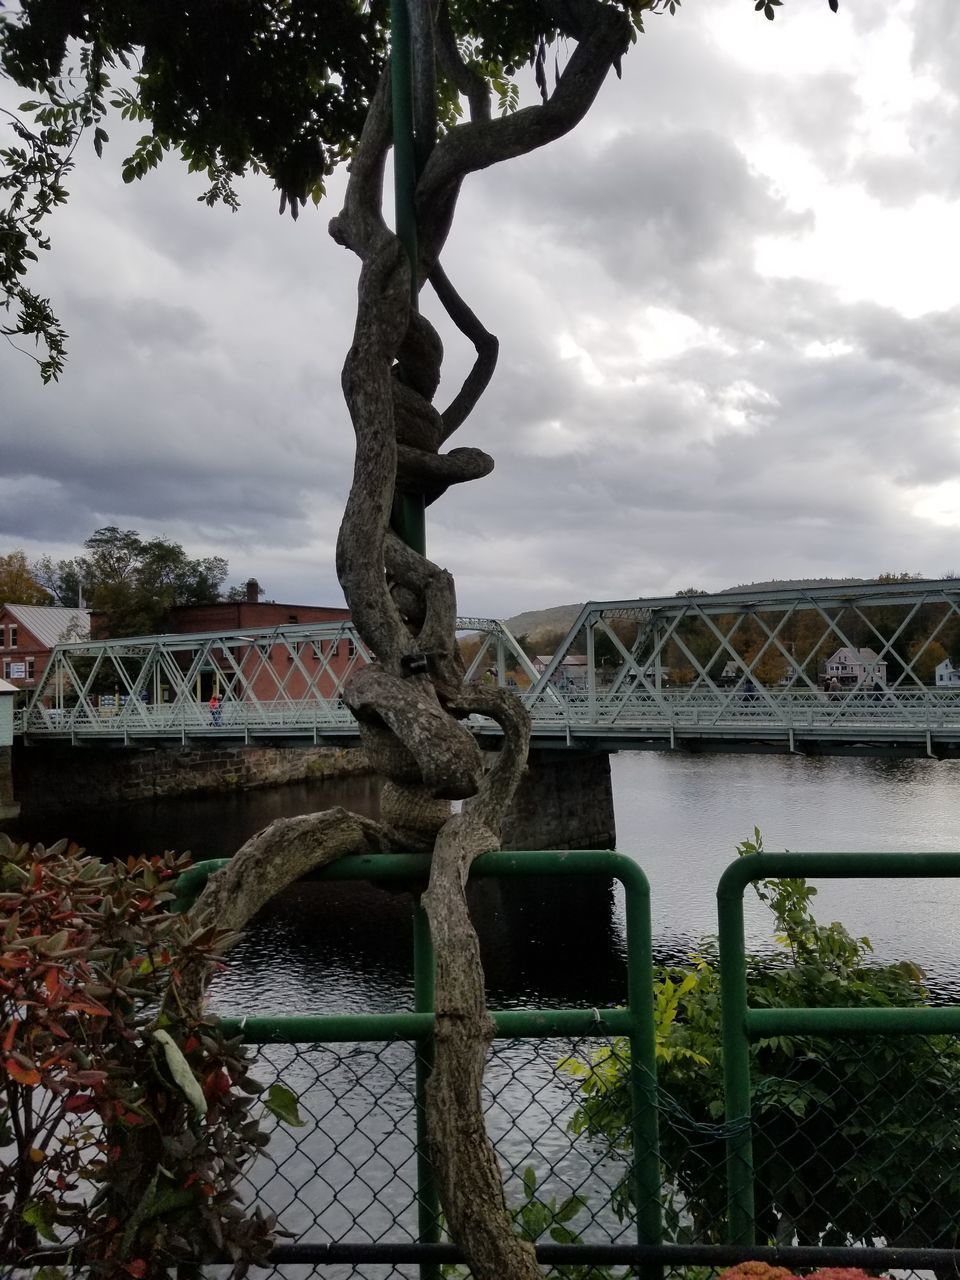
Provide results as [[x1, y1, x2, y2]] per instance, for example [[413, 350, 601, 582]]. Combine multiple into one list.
[[413, 898, 441, 1280], [717, 863, 756, 1246], [623, 858, 662, 1276]]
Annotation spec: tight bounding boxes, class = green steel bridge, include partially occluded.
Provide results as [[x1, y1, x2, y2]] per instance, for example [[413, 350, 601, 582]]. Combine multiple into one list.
[[14, 579, 960, 757]]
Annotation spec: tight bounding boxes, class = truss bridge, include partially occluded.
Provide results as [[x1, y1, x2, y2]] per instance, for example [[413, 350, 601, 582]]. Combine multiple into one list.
[[15, 579, 960, 757]]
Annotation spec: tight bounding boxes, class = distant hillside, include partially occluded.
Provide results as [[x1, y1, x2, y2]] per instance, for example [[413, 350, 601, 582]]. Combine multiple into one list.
[[719, 577, 868, 593], [502, 603, 583, 645], [499, 579, 876, 648]]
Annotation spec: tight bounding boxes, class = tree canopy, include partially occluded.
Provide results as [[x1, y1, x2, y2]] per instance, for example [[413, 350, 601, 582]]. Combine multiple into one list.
[[33, 525, 228, 634], [1, 0, 836, 379], [0, 547, 49, 605]]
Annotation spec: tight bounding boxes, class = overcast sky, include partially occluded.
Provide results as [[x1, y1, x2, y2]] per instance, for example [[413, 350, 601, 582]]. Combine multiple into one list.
[[4, 0, 960, 618]]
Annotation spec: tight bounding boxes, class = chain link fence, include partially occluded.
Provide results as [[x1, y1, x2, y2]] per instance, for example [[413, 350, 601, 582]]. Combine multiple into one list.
[[236, 1034, 636, 1280], [8, 850, 960, 1278]]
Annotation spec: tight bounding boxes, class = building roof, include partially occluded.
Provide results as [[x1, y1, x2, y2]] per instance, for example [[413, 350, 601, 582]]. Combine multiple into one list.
[[3, 604, 90, 649], [827, 646, 884, 664]]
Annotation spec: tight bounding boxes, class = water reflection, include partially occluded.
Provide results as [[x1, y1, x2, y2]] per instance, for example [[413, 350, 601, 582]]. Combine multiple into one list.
[[13, 750, 960, 1004], [614, 752, 960, 992]]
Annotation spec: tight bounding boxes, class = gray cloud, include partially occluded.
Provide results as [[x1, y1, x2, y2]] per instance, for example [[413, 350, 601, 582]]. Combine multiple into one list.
[[4, 1, 960, 619]]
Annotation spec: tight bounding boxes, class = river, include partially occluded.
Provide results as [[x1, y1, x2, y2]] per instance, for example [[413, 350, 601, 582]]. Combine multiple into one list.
[[16, 750, 960, 1004], [11, 751, 960, 1269]]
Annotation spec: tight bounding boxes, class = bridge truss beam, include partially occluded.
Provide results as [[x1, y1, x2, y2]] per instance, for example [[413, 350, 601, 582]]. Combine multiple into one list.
[[15, 582, 960, 755]]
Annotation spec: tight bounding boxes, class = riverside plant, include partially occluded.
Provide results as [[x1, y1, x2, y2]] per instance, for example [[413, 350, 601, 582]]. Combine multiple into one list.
[[0, 835, 301, 1277], [563, 831, 960, 1253]]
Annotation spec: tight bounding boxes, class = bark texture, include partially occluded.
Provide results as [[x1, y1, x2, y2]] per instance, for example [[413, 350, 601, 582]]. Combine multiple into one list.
[[185, 4, 633, 1274]]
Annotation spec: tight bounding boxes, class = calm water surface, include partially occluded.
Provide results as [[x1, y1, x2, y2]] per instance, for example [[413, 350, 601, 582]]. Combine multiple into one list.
[[16, 753, 960, 1267], [17, 751, 960, 1004]]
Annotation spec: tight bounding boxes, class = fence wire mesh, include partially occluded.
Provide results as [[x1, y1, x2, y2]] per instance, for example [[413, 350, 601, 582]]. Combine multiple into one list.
[[746, 1033, 960, 1253], [236, 1024, 960, 1278], [239, 1035, 636, 1280]]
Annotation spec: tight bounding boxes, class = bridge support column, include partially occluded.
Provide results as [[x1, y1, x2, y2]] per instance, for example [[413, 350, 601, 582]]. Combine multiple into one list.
[[501, 750, 616, 851], [0, 680, 20, 823]]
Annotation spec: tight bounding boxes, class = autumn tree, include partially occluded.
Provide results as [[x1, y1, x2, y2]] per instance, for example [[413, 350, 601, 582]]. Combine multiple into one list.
[[0, 548, 50, 605], [1, 1, 839, 1274], [34, 526, 228, 635]]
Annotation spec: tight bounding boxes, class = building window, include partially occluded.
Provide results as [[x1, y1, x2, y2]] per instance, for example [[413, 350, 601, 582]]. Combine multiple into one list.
[[2, 660, 8, 679], [25, 657, 34, 680], [348, 639, 357, 658], [8, 625, 17, 649]]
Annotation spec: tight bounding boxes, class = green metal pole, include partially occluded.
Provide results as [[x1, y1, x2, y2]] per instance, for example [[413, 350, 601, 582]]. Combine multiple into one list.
[[624, 863, 663, 1276], [413, 901, 441, 1280], [717, 870, 756, 1247], [390, 0, 426, 557]]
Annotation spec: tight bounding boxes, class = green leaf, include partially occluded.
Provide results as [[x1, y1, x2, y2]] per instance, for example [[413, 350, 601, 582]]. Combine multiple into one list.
[[264, 1082, 305, 1127], [152, 1029, 207, 1116], [522, 1165, 537, 1199], [555, 1194, 586, 1224], [22, 1198, 58, 1242]]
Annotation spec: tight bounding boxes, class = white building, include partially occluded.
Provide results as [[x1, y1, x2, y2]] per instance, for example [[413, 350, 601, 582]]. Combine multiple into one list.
[[935, 659, 960, 687], [824, 646, 887, 688]]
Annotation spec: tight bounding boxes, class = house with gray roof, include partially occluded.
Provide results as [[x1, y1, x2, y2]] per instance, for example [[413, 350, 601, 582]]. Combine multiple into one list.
[[0, 604, 90, 694], [823, 645, 887, 689]]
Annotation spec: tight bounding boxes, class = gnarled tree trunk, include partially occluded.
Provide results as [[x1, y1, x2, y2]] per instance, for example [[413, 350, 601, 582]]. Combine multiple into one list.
[[188, 3, 633, 1274]]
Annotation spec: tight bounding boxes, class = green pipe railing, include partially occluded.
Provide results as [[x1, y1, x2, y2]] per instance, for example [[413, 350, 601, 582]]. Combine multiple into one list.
[[718, 850, 960, 1247], [176, 848, 662, 1273], [390, 0, 426, 556]]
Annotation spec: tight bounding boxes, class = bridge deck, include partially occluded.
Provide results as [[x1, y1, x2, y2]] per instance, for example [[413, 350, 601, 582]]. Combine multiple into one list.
[[15, 581, 960, 757]]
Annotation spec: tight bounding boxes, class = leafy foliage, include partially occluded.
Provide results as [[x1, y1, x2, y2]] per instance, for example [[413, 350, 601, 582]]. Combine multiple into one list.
[[32, 525, 229, 635], [0, 835, 283, 1275], [442, 1164, 625, 1279], [0, 548, 50, 605], [1, 0, 838, 377], [565, 830, 960, 1249]]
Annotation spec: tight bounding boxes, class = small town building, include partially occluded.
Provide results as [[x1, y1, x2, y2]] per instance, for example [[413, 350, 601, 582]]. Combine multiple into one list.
[[87, 580, 356, 706], [0, 604, 90, 695], [823, 646, 887, 689], [89, 578, 351, 640], [935, 659, 960, 688], [531, 653, 590, 685]]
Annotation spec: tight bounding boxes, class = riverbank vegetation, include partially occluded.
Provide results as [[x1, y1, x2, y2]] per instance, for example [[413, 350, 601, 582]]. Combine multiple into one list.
[[564, 832, 960, 1251], [0, 836, 289, 1273]]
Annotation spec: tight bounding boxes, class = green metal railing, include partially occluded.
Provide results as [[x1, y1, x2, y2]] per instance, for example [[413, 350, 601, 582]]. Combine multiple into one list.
[[718, 850, 960, 1247], [177, 849, 661, 1276]]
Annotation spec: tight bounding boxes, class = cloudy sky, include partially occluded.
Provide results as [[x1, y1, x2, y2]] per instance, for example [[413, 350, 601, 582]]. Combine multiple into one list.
[[4, 0, 960, 618]]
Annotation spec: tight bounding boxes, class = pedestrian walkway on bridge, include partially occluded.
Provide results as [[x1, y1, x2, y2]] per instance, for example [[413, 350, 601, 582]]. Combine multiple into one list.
[[14, 579, 960, 757]]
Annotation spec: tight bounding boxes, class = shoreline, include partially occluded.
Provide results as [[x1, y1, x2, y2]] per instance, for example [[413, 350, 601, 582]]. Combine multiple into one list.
[[9, 740, 372, 823]]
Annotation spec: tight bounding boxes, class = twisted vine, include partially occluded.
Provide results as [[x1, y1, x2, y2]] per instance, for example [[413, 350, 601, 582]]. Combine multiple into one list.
[[186, 2, 634, 1275]]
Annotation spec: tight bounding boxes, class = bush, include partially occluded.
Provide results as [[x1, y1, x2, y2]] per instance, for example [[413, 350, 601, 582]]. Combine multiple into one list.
[[565, 832, 960, 1250], [0, 836, 285, 1277]]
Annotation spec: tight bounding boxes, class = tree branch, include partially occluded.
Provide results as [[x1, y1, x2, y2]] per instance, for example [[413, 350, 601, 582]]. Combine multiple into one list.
[[430, 262, 499, 440], [435, 1, 491, 124], [416, 0, 632, 271]]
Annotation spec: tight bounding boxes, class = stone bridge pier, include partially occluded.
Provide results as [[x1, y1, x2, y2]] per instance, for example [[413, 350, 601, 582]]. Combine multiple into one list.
[[0, 680, 20, 823], [500, 750, 616, 851], [3, 734, 617, 854]]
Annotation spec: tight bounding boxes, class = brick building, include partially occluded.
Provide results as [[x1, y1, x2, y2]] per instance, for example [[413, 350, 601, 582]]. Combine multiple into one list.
[[91, 580, 357, 705], [0, 604, 90, 696]]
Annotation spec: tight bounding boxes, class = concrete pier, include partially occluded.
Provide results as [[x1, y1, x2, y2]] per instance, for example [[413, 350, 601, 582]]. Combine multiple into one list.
[[501, 750, 616, 851], [0, 679, 20, 822], [8, 737, 617, 854]]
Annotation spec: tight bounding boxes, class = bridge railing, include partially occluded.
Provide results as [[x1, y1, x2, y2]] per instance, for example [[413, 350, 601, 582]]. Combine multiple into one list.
[[17, 685, 960, 740]]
